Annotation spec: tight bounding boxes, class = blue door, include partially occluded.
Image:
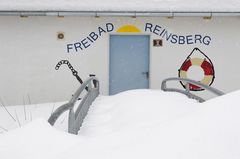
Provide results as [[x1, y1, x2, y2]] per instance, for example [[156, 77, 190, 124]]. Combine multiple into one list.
[[109, 35, 150, 95]]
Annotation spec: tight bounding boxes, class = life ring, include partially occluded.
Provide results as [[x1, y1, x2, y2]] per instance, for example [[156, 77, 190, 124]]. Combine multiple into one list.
[[178, 57, 215, 91]]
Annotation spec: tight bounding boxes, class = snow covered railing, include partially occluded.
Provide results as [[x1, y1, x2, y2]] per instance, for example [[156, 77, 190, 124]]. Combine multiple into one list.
[[48, 77, 99, 134], [161, 77, 225, 102]]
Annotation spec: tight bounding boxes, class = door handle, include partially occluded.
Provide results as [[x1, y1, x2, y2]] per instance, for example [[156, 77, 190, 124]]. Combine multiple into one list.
[[142, 72, 149, 79]]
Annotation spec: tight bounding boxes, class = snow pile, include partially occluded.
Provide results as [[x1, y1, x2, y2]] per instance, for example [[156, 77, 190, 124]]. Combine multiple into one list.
[[0, 89, 240, 159], [80, 90, 198, 136], [0, 101, 68, 132], [0, 0, 239, 12], [0, 118, 79, 159]]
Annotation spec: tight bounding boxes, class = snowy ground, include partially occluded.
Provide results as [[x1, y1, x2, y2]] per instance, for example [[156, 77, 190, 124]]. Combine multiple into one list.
[[0, 89, 240, 159]]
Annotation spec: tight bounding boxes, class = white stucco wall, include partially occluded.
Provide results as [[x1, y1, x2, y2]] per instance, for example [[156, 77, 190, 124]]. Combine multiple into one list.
[[0, 16, 239, 105]]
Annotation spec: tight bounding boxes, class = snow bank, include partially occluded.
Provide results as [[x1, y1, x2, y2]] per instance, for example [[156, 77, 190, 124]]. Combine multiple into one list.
[[0, 89, 240, 159], [80, 89, 198, 136], [59, 90, 240, 159], [0, 101, 67, 132], [0, 0, 239, 12], [0, 118, 79, 159]]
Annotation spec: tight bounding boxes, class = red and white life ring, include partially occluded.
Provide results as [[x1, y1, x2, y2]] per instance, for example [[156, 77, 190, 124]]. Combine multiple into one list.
[[178, 57, 215, 91]]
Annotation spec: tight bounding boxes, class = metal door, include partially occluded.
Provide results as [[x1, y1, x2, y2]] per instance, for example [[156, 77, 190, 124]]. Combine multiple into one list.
[[109, 35, 150, 95]]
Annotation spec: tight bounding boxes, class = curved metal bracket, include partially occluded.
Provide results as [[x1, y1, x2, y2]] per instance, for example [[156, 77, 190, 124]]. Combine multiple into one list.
[[48, 77, 99, 134], [161, 77, 225, 102]]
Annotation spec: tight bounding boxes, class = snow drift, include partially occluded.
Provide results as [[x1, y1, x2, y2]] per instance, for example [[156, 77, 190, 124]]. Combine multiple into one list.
[[0, 89, 240, 159]]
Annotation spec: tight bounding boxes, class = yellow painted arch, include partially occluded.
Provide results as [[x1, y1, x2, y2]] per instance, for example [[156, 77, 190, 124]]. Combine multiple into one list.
[[117, 25, 141, 33]]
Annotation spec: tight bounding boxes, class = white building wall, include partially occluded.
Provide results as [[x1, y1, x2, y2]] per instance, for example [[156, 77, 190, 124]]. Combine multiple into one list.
[[0, 16, 239, 105]]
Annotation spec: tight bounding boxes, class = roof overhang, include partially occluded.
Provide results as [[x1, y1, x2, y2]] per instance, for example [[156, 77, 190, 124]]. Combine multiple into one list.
[[0, 11, 240, 17]]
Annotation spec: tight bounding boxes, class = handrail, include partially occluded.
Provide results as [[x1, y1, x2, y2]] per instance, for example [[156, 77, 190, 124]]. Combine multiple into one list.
[[161, 77, 225, 102], [48, 77, 99, 134]]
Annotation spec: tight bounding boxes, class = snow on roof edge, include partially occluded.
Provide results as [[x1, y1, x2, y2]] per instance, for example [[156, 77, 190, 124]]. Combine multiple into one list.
[[0, 0, 239, 13], [0, 10, 240, 17]]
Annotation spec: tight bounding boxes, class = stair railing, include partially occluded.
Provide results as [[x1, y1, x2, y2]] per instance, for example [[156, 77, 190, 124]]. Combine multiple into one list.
[[161, 77, 224, 102], [48, 77, 99, 134]]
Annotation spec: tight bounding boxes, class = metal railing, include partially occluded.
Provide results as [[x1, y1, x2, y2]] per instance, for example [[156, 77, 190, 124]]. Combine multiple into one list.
[[48, 77, 99, 134], [161, 77, 225, 102]]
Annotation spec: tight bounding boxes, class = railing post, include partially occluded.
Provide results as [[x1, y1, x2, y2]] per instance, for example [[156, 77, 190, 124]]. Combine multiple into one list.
[[161, 80, 167, 91], [186, 83, 190, 92], [68, 108, 76, 134], [161, 77, 224, 102], [48, 77, 100, 135]]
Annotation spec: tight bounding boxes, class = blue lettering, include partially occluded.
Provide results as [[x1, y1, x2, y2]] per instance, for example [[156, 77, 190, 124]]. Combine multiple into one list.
[[178, 36, 185, 44], [195, 34, 202, 44], [89, 32, 98, 41], [153, 25, 161, 35], [81, 38, 90, 49], [106, 23, 114, 32], [66, 23, 116, 53], [87, 37, 94, 43], [159, 29, 165, 36], [170, 34, 178, 44], [145, 23, 153, 32], [203, 36, 211, 45], [74, 42, 83, 51], [98, 27, 106, 36], [67, 44, 73, 53], [186, 35, 193, 44], [162, 30, 172, 41]]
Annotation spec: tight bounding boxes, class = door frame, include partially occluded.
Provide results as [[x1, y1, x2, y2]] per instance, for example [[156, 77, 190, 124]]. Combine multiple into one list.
[[108, 33, 152, 95]]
